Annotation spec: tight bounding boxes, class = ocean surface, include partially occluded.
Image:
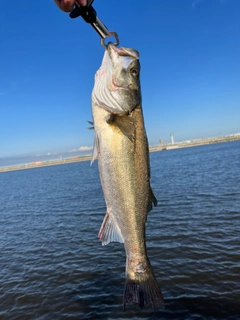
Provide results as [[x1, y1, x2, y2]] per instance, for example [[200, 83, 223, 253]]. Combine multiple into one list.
[[0, 141, 239, 320]]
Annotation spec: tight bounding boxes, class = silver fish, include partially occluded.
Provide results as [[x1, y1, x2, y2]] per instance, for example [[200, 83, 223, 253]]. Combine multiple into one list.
[[91, 43, 165, 310]]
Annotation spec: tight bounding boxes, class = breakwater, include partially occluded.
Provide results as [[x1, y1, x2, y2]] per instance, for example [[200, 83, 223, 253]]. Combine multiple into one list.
[[151, 133, 240, 152], [1, 134, 240, 173], [0, 155, 92, 173]]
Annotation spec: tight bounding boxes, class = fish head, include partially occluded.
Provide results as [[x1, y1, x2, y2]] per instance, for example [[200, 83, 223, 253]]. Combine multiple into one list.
[[93, 43, 141, 114]]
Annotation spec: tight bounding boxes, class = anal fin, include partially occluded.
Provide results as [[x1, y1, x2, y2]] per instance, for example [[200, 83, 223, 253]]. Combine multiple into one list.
[[98, 212, 124, 245]]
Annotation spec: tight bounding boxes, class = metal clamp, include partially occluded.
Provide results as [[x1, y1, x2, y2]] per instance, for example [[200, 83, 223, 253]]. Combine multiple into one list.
[[70, 1, 119, 48]]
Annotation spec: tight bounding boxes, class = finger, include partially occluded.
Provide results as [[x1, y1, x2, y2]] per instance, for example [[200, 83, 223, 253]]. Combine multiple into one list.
[[54, 0, 88, 13], [54, 0, 75, 13], [76, 0, 88, 6]]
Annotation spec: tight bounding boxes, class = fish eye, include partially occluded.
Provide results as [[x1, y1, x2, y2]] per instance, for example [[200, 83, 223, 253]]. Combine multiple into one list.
[[130, 68, 139, 78]]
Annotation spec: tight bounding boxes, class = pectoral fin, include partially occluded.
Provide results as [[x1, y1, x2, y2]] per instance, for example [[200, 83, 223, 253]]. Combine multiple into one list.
[[106, 114, 137, 142]]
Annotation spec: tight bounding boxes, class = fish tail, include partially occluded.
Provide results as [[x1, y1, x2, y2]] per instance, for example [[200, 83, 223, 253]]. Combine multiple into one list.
[[123, 260, 165, 310]]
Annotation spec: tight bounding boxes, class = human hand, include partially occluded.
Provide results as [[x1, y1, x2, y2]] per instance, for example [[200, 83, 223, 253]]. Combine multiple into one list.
[[54, 0, 87, 12]]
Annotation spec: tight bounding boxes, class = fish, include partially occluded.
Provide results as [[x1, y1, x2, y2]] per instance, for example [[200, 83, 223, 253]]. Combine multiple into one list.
[[91, 43, 165, 310]]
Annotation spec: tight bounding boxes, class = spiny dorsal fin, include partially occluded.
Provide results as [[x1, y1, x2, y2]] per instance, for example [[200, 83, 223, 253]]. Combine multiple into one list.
[[87, 120, 94, 130], [98, 212, 124, 245]]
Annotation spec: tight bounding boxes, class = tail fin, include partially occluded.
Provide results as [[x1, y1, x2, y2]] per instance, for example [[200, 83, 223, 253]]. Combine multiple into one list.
[[123, 262, 165, 310]]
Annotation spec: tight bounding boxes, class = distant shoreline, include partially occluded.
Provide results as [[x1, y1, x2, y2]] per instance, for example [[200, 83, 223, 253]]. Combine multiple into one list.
[[0, 135, 239, 173]]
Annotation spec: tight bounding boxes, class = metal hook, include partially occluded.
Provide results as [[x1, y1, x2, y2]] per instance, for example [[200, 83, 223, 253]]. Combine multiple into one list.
[[100, 32, 120, 49]]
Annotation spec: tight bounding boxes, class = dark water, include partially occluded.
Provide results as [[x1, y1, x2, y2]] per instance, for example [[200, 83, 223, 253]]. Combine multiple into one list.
[[0, 141, 240, 320]]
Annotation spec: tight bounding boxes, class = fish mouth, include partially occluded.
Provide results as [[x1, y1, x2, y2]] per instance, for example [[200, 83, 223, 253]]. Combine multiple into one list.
[[107, 43, 139, 60]]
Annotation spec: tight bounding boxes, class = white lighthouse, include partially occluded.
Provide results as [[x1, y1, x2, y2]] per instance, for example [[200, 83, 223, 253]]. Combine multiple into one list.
[[170, 133, 174, 145]]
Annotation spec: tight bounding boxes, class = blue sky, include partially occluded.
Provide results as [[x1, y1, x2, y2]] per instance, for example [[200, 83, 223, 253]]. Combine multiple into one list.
[[0, 0, 239, 166]]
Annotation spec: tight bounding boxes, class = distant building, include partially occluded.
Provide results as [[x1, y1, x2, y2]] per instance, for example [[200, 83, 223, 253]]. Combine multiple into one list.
[[170, 133, 174, 145], [159, 138, 163, 145]]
